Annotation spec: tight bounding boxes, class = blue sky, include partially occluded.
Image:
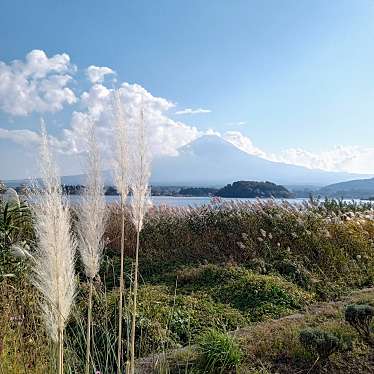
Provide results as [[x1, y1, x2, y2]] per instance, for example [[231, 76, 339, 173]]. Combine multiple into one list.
[[1, 0, 374, 179]]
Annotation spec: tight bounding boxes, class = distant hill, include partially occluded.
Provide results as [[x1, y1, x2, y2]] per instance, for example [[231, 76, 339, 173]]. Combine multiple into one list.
[[318, 177, 374, 199], [151, 135, 369, 186], [216, 180, 292, 198]]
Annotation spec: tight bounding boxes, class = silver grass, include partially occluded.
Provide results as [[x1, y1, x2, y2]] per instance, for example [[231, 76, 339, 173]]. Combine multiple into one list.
[[113, 89, 129, 199], [76, 121, 107, 374], [77, 122, 107, 280], [129, 106, 151, 233], [112, 89, 130, 373], [129, 103, 151, 374], [31, 123, 76, 373]]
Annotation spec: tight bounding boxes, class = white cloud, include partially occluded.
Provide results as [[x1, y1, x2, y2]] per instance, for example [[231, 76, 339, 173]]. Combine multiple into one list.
[[267, 146, 374, 174], [0, 50, 77, 116], [222, 131, 266, 157], [175, 108, 211, 115], [214, 130, 374, 174], [0, 80, 200, 161], [86, 65, 115, 84], [59, 81, 200, 158], [226, 121, 247, 126], [0, 128, 41, 146]]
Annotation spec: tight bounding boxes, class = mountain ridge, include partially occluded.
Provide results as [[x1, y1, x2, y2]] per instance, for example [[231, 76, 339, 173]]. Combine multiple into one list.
[[318, 177, 374, 198]]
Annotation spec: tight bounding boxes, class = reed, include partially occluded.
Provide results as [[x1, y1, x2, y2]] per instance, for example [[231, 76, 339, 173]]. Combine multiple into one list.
[[76, 121, 107, 374], [112, 89, 130, 373], [30, 123, 76, 374], [129, 103, 151, 373]]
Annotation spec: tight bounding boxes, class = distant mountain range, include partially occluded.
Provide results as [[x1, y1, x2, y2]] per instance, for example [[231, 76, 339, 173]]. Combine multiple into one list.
[[318, 177, 374, 199], [4, 135, 372, 190]]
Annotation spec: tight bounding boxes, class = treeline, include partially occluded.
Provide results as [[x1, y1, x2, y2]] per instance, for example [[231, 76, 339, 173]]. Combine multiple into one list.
[[1, 180, 293, 199], [216, 180, 292, 198]]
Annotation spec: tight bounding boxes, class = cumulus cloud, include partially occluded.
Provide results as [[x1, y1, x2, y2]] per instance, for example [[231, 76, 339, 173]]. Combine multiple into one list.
[[59, 81, 200, 158], [0, 50, 77, 116], [175, 108, 211, 115], [86, 65, 115, 84]]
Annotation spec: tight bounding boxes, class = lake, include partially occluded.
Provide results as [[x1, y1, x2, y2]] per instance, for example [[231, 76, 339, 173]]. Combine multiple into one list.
[[67, 195, 369, 207]]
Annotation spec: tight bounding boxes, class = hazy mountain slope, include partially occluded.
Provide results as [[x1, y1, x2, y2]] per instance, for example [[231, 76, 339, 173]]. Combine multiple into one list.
[[318, 177, 374, 198], [151, 135, 367, 186]]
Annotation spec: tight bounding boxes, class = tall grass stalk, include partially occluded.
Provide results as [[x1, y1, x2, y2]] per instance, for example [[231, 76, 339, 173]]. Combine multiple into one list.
[[76, 122, 107, 374], [112, 90, 130, 373], [129, 104, 151, 374], [31, 123, 76, 374]]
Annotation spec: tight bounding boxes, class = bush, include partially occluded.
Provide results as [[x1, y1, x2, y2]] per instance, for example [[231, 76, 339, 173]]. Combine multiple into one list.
[[345, 304, 374, 345], [299, 328, 344, 360], [198, 329, 242, 372], [214, 269, 313, 321], [274, 259, 312, 289], [173, 264, 313, 321]]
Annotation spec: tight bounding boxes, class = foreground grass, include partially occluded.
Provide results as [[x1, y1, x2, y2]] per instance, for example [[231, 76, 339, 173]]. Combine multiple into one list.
[[142, 288, 374, 373]]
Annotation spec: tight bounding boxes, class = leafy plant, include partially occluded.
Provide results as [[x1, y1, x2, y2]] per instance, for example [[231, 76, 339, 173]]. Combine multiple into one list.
[[345, 304, 374, 345], [299, 328, 344, 360], [0, 199, 33, 278], [198, 329, 242, 373]]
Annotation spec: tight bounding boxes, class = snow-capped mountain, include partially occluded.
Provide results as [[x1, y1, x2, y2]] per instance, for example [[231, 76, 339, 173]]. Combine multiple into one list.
[[151, 135, 368, 186]]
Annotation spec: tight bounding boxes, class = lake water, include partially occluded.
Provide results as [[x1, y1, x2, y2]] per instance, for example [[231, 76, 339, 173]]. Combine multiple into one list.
[[133, 196, 309, 207], [68, 195, 351, 207]]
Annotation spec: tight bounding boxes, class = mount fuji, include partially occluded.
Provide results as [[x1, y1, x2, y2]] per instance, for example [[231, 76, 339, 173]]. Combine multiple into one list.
[[151, 135, 369, 187]]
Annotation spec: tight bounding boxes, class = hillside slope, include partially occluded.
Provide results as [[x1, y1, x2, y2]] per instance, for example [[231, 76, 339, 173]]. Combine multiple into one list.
[[319, 177, 374, 198]]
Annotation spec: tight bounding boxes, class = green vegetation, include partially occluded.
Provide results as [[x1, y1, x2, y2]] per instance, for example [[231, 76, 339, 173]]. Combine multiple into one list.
[[1, 197, 374, 373], [345, 304, 374, 345], [178, 187, 219, 196], [216, 181, 293, 198], [299, 328, 346, 360], [198, 329, 243, 372]]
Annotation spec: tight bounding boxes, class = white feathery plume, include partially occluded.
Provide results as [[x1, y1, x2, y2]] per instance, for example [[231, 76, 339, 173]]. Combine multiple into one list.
[[129, 105, 151, 232], [76, 120, 107, 374], [129, 102, 151, 374], [113, 89, 129, 199], [31, 122, 76, 373], [112, 89, 130, 373], [77, 121, 107, 280]]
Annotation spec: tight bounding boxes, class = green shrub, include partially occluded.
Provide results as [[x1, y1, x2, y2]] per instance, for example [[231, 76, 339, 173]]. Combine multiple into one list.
[[299, 328, 345, 359], [214, 270, 313, 321], [345, 304, 374, 345], [198, 329, 242, 372], [274, 259, 312, 289], [172, 264, 311, 319], [173, 264, 313, 321]]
